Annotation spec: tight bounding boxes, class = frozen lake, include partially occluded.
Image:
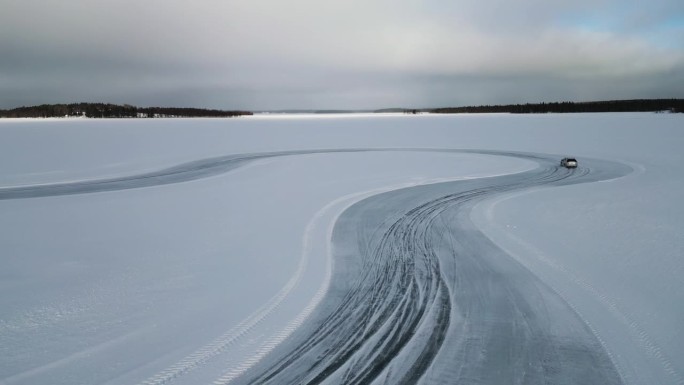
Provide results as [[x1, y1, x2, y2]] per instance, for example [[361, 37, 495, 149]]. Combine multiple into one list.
[[1, 113, 683, 384]]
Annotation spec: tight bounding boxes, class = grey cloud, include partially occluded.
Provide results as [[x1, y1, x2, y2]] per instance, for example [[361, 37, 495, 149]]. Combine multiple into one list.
[[1, 0, 683, 109]]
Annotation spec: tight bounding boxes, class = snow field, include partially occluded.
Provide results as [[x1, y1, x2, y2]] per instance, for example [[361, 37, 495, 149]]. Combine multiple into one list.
[[2, 113, 683, 384], [0, 139, 531, 384]]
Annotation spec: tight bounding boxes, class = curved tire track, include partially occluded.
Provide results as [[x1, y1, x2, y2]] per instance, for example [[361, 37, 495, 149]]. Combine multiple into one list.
[[0, 148, 533, 200], [0, 149, 424, 200], [1, 148, 633, 384], [233, 153, 631, 385]]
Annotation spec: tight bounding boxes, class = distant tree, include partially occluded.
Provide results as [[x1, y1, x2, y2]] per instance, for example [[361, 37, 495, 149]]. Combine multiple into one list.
[[429, 99, 684, 114], [0, 103, 252, 118]]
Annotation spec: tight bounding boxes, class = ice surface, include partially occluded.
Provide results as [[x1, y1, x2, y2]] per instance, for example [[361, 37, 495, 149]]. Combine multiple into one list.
[[1, 113, 683, 384]]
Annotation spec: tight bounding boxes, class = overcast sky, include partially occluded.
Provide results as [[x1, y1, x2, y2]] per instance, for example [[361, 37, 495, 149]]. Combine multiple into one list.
[[1, 0, 683, 110]]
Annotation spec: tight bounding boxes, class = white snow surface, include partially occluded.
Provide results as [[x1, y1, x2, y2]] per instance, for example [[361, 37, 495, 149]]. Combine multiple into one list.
[[1, 113, 683, 384]]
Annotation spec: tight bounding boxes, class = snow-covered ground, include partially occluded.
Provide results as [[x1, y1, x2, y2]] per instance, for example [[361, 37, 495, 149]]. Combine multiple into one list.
[[1, 113, 682, 384]]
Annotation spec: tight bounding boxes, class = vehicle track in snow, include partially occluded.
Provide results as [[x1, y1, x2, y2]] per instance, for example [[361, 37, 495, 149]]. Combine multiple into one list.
[[1, 149, 633, 384], [0, 149, 394, 200], [232, 154, 632, 385], [0, 148, 530, 200]]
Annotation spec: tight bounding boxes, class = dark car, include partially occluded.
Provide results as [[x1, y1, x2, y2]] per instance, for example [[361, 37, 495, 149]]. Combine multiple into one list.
[[560, 157, 578, 168]]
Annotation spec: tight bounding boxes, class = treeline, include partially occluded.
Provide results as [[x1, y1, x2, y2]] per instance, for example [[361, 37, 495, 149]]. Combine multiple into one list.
[[0, 103, 252, 118], [430, 99, 684, 114], [140, 106, 252, 118]]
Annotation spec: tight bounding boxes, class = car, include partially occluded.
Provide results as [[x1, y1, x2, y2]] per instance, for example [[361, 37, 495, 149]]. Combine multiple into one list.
[[560, 157, 578, 168]]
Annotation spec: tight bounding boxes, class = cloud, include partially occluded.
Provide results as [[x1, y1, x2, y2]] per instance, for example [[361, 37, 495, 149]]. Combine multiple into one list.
[[1, 0, 683, 109]]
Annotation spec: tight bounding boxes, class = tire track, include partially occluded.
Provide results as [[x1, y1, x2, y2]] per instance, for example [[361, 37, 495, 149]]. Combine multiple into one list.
[[0, 148, 533, 200], [2, 148, 633, 384], [135, 176, 466, 385], [232, 155, 631, 385]]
